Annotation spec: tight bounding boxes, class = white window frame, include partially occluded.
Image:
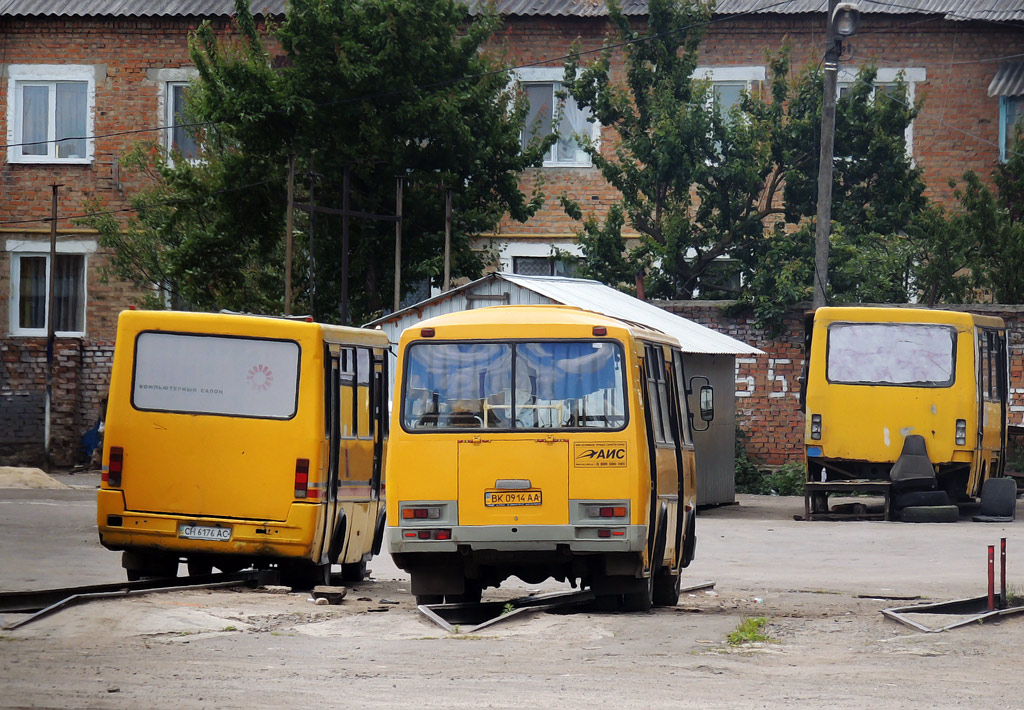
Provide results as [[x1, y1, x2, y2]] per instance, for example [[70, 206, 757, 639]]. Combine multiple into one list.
[[514, 67, 601, 168], [694, 66, 767, 116], [6, 239, 96, 337], [153, 68, 201, 163], [837, 67, 925, 157], [498, 240, 583, 274], [5, 65, 96, 164]]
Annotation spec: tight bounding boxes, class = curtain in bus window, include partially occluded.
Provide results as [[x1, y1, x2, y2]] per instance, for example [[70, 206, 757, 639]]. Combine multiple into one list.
[[827, 323, 955, 386], [515, 341, 624, 428], [403, 343, 512, 429]]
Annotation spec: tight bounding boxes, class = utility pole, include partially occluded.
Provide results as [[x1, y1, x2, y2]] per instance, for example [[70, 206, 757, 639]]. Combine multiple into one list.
[[341, 165, 350, 326], [285, 153, 295, 316], [443, 188, 452, 292], [44, 184, 61, 472], [394, 176, 403, 313], [812, 1, 860, 310], [308, 157, 317, 320]]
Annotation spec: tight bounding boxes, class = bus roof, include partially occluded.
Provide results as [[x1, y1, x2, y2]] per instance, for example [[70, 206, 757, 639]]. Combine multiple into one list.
[[814, 306, 1004, 330], [116, 309, 389, 347], [407, 305, 680, 346]]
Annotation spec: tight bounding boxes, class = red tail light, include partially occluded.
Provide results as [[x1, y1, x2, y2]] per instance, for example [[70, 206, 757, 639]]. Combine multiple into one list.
[[106, 447, 123, 487], [294, 458, 309, 498]]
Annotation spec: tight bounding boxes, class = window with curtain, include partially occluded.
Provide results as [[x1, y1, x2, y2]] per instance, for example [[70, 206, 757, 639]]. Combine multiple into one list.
[[401, 340, 625, 431], [1001, 95, 1023, 163], [167, 82, 200, 161], [520, 81, 594, 166], [13, 79, 88, 161], [13, 253, 85, 334]]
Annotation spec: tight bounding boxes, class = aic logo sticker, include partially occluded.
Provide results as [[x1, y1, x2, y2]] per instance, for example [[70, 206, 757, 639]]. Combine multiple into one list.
[[574, 442, 627, 468]]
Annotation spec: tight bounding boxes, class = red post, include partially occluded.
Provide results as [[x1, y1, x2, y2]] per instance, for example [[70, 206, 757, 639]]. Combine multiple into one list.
[[987, 545, 995, 612], [1001, 538, 1007, 609]]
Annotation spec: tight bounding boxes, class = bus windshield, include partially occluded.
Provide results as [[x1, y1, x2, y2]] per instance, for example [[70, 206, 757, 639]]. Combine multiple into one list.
[[402, 340, 626, 430], [827, 322, 956, 386]]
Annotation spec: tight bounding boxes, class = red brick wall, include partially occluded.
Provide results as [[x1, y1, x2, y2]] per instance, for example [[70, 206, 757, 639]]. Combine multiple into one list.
[[667, 302, 1024, 467], [493, 14, 1024, 239]]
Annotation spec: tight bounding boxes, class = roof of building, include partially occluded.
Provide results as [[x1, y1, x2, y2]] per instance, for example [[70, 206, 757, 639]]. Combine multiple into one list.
[[2, 0, 1022, 21], [366, 273, 763, 356]]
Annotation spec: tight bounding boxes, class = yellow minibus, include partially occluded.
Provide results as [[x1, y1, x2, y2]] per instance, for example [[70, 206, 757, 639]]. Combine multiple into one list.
[[386, 305, 713, 609], [97, 310, 389, 587], [803, 306, 1007, 516]]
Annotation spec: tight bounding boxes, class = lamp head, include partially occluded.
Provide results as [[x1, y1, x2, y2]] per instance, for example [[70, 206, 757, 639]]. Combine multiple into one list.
[[831, 2, 860, 37]]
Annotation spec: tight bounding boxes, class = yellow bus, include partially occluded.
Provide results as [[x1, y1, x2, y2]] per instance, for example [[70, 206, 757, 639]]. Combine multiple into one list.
[[97, 310, 389, 587], [385, 305, 713, 609], [803, 306, 1007, 516]]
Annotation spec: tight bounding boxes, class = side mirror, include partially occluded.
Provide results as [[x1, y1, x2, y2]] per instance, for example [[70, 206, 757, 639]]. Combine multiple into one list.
[[699, 385, 714, 422]]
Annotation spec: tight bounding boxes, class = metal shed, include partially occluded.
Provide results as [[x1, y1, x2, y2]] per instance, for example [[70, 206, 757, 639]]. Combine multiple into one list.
[[366, 274, 761, 505]]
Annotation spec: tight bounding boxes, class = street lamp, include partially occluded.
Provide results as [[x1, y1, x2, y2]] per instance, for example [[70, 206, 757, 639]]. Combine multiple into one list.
[[812, 0, 860, 310]]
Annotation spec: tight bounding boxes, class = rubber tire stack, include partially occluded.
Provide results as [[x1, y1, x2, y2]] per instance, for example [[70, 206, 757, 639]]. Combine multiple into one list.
[[893, 489, 959, 523]]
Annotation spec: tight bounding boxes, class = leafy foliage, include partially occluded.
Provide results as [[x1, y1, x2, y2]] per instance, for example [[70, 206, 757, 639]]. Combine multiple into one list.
[[559, 0, 926, 326], [82, 0, 552, 321]]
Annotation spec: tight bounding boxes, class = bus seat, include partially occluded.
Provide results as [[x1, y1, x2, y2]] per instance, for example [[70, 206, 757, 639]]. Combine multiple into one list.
[[889, 435, 937, 492]]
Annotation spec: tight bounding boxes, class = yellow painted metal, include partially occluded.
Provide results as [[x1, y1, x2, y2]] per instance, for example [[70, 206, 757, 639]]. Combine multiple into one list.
[[97, 309, 388, 566], [804, 306, 1006, 497]]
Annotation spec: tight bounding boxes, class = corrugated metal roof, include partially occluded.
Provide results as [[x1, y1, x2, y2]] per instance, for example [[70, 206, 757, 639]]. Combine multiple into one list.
[[0, 0, 285, 17], [3, 0, 1022, 20], [367, 273, 761, 355], [989, 62, 1024, 96]]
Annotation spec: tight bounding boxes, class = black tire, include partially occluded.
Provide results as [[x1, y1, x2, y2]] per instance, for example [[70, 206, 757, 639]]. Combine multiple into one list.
[[652, 568, 681, 607], [340, 560, 367, 583], [186, 559, 214, 577], [621, 573, 654, 612], [900, 505, 960, 523], [415, 594, 444, 606], [893, 490, 950, 510], [122, 550, 178, 581], [446, 580, 482, 605], [281, 561, 332, 590], [681, 515, 696, 568], [978, 477, 1017, 518]]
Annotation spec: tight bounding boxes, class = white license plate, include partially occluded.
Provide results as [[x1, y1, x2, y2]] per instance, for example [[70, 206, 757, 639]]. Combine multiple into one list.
[[178, 524, 232, 541]]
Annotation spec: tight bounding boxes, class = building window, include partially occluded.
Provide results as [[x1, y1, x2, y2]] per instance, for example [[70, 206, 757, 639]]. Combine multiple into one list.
[[711, 81, 746, 119], [516, 68, 598, 167], [836, 67, 925, 156], [6, 65, 95, 164], [512, 256, 579, 277], [166, 81, 200, 161], [7, 239, 95, 336], [1001, 95, 1023, 162]]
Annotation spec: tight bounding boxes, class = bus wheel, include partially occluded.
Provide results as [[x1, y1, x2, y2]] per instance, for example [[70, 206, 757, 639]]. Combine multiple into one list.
[[652, 568, 681, 607], [187, 559, 214, 577], [446, 580, 482, 605], [340, 560, 367, 583], [282, 561, 332, 590], [621, 573, 654, 612], [122, 550, 177, 581], [415, 595, 444, 605]]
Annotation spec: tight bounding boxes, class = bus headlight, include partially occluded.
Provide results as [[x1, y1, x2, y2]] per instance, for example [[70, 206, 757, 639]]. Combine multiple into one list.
[[810, 414, 822, 441], [955, 419, 967, 446]]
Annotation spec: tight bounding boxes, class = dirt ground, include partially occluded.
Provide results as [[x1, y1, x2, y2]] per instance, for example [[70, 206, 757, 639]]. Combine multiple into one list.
[[1, 472, 1022, 709]]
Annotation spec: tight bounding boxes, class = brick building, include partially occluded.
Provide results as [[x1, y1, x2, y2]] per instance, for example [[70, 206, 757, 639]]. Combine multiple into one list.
[[2, 1, 1023, 465]]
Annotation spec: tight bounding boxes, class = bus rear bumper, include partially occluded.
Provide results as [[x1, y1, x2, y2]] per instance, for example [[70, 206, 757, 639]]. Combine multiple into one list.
[[96, 489, 319, 560], [387, 523, 646, 554]]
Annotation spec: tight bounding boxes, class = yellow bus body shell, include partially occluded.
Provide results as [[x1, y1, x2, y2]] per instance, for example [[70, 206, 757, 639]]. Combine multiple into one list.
[[97, 310, 388, 567]]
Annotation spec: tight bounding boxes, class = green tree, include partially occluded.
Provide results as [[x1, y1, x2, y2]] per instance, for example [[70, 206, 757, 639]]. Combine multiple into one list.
[[83, 0, 552, 321], [559, 0, 926, 326]]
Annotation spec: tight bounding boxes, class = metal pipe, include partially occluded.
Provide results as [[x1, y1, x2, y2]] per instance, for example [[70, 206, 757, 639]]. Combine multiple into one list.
[[988, 544, 995, 612], [1001, 537, 1007, 609]]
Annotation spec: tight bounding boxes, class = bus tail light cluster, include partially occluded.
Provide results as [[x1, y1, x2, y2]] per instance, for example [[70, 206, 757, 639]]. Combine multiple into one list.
[[597, 529, 626, 538], [402, 506, 441, 520], [810, 414, 822, 440], [104, 447, 124, 487], [955, 419, 967, 446], [586, 505, 627, 519], [403, 529, 451, 541], [294, 458, 310, 498]]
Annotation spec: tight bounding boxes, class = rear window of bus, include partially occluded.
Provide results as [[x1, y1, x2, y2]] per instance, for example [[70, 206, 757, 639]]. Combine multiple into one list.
[[826, 322, 956, 387], [402, 340, 627, 431], [131, 331, 301, 419]]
